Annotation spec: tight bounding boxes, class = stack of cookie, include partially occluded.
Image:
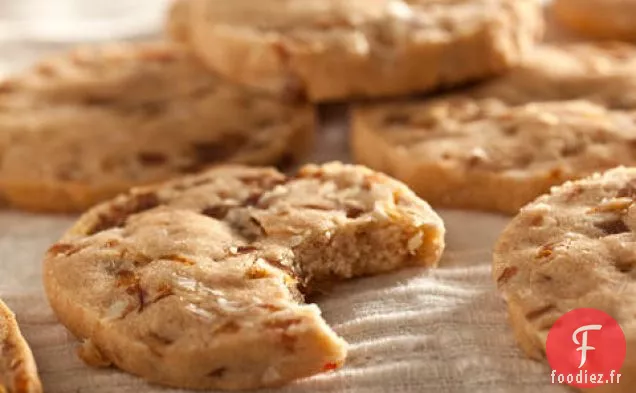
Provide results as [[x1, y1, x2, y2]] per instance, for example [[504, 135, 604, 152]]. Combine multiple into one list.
[[0, 0, 546, 214], [3, 0, 636, 392]]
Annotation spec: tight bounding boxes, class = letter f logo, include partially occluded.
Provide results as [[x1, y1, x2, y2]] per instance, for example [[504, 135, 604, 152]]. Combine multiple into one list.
[[573, 324, 603, 368]]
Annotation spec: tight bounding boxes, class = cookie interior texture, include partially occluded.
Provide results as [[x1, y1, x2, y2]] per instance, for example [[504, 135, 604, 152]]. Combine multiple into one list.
[[0, 42, 313, 213], [493, 167, 636, 392], [552, 0, 636, 41], [43, 162, 445, 390], [353, 42, 636, 214], [171, 0, 542, 101], [0, 299, 43, 393]]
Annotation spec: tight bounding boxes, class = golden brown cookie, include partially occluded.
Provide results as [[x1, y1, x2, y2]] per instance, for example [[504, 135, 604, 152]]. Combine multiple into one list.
[[0, 42, 313, 213], [170, 0, 543, 102], [493, 167, 636, 393], [0, 299, 42, 393], [352, 42, 636, 214], [43, 162, 445, 390]]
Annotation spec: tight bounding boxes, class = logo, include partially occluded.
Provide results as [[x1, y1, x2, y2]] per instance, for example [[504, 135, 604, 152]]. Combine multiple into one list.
[[572, 324, 602, 368], [546, 308, 626, 388]]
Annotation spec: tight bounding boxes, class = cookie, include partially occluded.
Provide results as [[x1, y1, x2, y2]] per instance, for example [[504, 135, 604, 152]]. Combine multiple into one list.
[[352, 42, 636, 214], [166, 0, 191, 44], [43, 162, 445, 390], [0, 42, 313, 213], [493, 167, 636, 392], [552, 0, 636, 41], [170, 0, 543, 102], [0, 299, 42, 393]]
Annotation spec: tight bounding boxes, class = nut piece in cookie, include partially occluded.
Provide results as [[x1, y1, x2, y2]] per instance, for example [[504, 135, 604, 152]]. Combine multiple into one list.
[[352, 42, 636, 214], [0, 42, 313, 213], [493, 167, 636, 392], [169, 0, 543, 101], [0, 299, 43, 393], [43, 162, 445, 390]]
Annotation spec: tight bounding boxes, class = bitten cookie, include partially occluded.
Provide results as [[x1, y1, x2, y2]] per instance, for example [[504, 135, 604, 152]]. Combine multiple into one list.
[[493, 167, 636, 393], [43, 162, 445, 390], [169, 0, 543, 102], [552, 0, 636, 41], [352, 42, 636, 214], [0, 299, 42, 393], [0, 42, 313, 213]]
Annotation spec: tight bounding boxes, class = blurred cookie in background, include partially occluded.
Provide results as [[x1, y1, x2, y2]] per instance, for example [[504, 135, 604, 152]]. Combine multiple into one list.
[[352, 42, 636, 214], [0, 42, 314, 213], [552, 0, 636, 41], [169, 0, 544, 102], [165, 0, 190, 44]]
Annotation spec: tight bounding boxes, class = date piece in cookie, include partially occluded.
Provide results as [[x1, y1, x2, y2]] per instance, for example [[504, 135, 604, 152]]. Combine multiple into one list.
[[0, 299, 42, 393], [353, 42, 636, 214], [0, 42, 313, 213], [169, 0, 543, 102], [43, 162, 445, 390], [493, 167, 636, 393]]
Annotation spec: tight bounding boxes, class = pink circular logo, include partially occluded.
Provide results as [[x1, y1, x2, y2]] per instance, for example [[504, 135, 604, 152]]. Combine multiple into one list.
[[546, 308, 626, 388]]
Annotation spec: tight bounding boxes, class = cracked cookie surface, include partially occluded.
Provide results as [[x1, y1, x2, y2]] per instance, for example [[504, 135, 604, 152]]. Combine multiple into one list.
[[0, 300, 42, 393], [493, 167, 636, 393], [43, 162, 445, 390], [353, 42, 636, 214], [0, 42, 313, 213], [170, 0, 542, 101]]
